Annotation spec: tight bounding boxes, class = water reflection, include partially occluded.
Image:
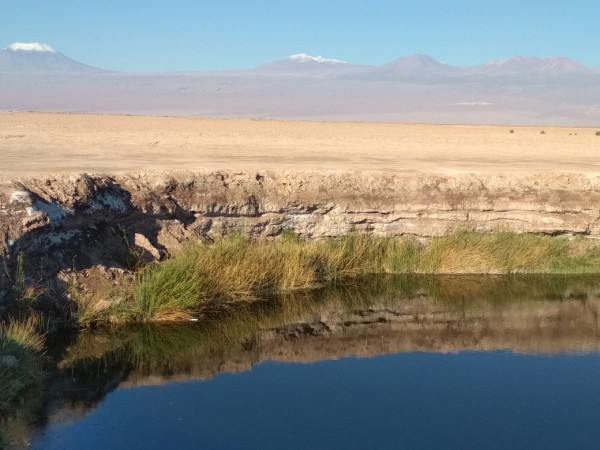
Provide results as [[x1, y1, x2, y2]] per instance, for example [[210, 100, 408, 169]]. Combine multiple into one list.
[[3, 274, 600, 448], [58, 274, 600, 381]]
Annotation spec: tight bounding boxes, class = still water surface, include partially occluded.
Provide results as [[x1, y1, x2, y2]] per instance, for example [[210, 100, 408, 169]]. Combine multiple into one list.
[[5, 275, 600, 449], [33, 352, 600, 449]]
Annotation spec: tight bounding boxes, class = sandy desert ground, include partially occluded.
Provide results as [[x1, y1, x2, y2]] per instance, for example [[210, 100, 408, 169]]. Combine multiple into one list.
[[1, 111, 599, 180]]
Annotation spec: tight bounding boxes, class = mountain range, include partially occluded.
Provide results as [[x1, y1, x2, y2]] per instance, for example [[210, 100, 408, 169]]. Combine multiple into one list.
[[1, 42, 599, 125]]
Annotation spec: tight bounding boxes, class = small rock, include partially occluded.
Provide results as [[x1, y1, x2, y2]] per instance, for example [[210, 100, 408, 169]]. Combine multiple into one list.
[[22, 211, 49, 231], [134, 233, 161, 260]]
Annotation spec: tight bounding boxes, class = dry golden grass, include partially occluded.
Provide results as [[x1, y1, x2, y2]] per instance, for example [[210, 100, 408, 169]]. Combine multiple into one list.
[[0, 313, 45, 353], [129, 231, 600, 320]]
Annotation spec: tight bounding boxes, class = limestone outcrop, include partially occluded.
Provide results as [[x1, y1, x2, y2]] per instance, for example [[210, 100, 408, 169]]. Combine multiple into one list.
[[2, 169, 600, 292]]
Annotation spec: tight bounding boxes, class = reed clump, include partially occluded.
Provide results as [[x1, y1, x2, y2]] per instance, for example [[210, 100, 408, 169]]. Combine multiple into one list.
[[130, 230, 600, 320], [0, 315, 45, 353], [0, 314, 46, 413]]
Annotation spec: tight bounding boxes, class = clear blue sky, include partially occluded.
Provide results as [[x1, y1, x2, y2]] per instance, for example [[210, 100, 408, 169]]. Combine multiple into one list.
[[2, 0, 599, 71]]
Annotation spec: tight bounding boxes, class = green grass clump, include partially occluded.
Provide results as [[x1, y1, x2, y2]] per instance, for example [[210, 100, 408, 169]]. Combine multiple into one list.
[[133, 250, 202, 321], [0, 314, 45, 353], [418, 231, 600, 274], [131, 233, 317, 320], [0, 314, 45, 413], [129, 230, 600, 321]]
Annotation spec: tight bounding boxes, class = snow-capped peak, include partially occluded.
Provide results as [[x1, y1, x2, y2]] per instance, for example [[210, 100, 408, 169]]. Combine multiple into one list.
[[6, 42, 56, 53], [287, 53, 347, 64]]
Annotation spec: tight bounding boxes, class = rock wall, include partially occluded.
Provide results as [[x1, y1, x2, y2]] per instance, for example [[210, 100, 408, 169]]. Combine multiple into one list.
[[2, 169, 600, 290]]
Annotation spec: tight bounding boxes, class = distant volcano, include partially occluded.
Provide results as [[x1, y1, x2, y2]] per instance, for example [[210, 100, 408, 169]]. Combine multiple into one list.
[[0, 42, 105, 73], [378, 54, 461, 73]]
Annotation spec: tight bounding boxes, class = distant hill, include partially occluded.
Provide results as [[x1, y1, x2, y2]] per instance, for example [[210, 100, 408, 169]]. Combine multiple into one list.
[[469, 55, 595, 76]]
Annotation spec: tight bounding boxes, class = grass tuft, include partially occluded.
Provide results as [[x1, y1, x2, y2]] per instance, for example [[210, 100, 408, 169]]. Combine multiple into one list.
[[9, 252, 45, 304], [0, 313, 46, 413], [0, 314, 45, 353], [132, 252, 202, 321]]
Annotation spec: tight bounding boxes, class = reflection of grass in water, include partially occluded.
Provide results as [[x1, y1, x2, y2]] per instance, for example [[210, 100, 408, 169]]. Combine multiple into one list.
[[63, 274, 600, 375], [0, 340, 44, 412], [329, 274, 600, 313], [401, 273, 597, 300], [60, 324, 200, 374], [64, 288, 351, 374], [124, 325, 206, 371]]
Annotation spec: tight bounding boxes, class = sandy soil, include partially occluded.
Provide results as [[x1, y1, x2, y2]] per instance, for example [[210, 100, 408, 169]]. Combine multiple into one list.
[[1, 111, 599, 181]]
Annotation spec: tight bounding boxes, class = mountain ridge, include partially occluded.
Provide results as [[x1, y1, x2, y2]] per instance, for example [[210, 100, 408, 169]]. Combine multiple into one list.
[[1, 42, 597, 75], [1, 43, 599, 126]]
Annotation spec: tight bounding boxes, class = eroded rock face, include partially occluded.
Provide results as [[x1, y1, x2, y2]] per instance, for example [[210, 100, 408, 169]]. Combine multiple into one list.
[[2, 169, 600, 290]]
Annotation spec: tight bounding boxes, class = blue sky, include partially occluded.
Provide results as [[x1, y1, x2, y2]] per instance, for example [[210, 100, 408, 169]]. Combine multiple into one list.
[[2, 0, 599, 71]]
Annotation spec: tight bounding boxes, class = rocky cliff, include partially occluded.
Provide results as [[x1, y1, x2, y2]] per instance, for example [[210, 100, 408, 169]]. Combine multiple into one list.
[[2, 170, 600, 293]]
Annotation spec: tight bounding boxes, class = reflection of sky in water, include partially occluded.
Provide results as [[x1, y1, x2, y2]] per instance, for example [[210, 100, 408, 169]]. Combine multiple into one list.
[[33, 351, 600, 450]]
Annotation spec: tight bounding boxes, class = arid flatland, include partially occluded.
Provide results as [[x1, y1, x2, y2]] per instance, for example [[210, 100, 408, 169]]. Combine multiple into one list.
[[1, 111, 599, 180]]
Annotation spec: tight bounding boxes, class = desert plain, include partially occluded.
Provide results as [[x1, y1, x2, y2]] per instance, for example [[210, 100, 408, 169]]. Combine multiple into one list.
[[1, 111, 599, 179]]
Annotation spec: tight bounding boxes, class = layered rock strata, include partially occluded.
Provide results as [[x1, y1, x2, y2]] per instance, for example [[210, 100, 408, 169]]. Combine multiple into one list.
[[2, 170, 600, 291]]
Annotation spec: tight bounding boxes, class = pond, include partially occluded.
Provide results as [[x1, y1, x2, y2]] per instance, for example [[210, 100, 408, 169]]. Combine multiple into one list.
[[3, 274, 600, 449]]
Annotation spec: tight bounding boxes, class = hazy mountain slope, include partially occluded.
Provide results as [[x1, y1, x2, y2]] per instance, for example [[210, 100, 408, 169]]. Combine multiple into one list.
[[1, 44, 599, 125], [0, 42, 104, 73]]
